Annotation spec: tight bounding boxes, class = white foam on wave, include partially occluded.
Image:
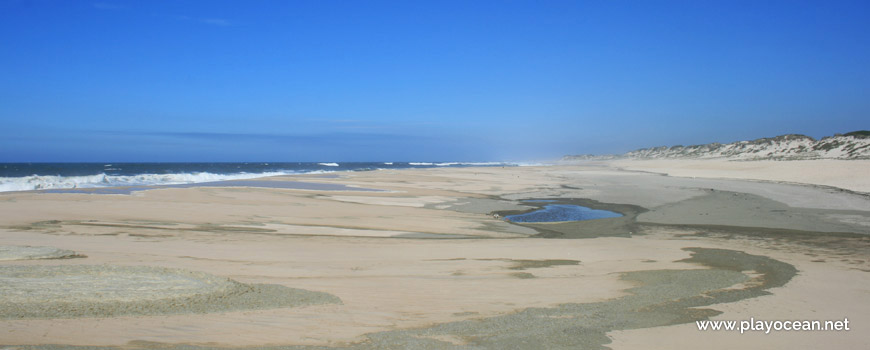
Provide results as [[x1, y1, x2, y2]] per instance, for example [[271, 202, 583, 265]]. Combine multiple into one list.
[[0, 171, 298, 193], [411, 162, 518, 167], [0, 161, 526, 193], [514, 162, 552, 167], [435, 162, 510, 167]]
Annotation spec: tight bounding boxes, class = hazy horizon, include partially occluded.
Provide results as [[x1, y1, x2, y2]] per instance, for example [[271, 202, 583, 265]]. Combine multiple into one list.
[[0, 129, 866, 163], [2, 1, 868, 162]]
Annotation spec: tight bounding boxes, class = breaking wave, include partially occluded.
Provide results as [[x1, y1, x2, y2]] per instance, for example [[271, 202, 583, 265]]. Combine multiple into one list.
[[0, 161, 525, 193], [434, 162, 508, 167], [0, 171, 296, 193]]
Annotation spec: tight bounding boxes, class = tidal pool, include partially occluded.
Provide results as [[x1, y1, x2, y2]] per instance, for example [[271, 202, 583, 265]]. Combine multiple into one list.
[[506, 204, 622, 222]]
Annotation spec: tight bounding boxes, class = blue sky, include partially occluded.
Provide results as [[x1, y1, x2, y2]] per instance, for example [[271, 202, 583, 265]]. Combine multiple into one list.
[[1, 0, 868, 162]]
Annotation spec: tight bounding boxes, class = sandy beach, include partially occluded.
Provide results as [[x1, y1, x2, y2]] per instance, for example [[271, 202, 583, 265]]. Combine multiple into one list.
[[1, 160, 868, 349]]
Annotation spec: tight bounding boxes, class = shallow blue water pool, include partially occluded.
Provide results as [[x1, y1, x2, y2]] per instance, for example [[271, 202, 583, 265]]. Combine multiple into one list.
[[505, 204, 622, 223]]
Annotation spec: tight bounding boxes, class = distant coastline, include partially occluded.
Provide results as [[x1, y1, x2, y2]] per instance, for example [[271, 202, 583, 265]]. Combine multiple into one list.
[[563, 131, 870, 161]]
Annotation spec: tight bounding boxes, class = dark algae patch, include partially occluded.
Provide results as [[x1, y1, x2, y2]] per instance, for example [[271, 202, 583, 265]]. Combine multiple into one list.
[[0, 265, 341, 319], [509, 272, 537, 279], [478, 258, 582, 279], [505, 259, 581, 271], [346, 248, 796, 350], [677, 247, 797, 294], [10, 248, 797, 350], [475, 258, 582, 271]]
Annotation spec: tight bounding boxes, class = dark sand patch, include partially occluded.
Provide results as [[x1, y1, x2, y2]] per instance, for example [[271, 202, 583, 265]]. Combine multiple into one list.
[[0, 265, 340, 319], [347, 247, 795, 350], [496, 191, 870, 239], [506, 259, 580, 270], [393, 233, 479, 239], [0, 245, 84, 261], [452, 311, 479, 317], [5, 248, 796, 349], [509, 272, 536, 279], [475, 258, 581, 271], [647, 223, 870, 260], [8, 219, 535, 240], [639, 190, 870, 234], [642, 223, 870, 273], [7, 220, 505, 239]]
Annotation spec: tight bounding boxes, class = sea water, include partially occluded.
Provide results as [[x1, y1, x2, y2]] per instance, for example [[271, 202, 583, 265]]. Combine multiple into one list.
[[0, 162, 515, 193], [506, 204, 622, 222]]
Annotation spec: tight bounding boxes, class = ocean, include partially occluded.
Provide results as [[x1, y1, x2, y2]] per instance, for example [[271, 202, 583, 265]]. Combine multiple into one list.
[[0, 162, 516, 193]]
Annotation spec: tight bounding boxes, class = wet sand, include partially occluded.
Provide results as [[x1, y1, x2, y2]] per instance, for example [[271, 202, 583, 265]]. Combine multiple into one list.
[[0, 245, 83, 261], [1, 161, 868, 348], [0, 265, 339, 319]]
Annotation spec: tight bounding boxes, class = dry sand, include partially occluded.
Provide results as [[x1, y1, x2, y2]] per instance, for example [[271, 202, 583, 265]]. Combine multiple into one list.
[[610, 158, 870, 193], [0, 160, 868, 349]]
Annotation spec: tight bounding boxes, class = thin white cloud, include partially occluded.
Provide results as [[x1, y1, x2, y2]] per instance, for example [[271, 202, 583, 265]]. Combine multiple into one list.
[[93, 2, 124, 10], [199, 18, 231, 26], [304, 118, 366, 124], [169, 14, 232, 26]]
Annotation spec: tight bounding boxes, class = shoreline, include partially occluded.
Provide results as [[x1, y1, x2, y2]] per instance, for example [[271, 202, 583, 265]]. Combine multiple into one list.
[[1, 162, 868, 348]]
